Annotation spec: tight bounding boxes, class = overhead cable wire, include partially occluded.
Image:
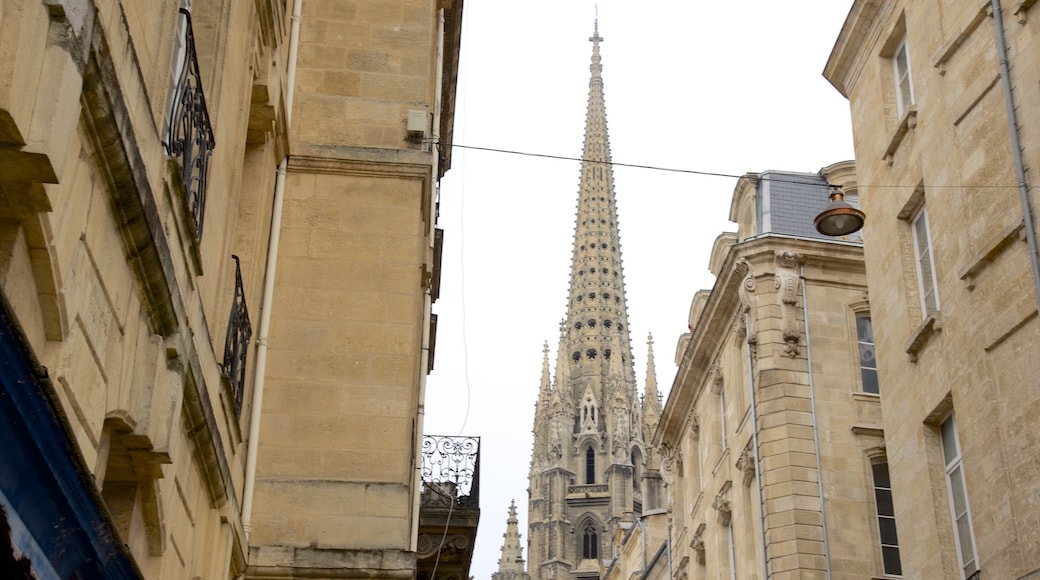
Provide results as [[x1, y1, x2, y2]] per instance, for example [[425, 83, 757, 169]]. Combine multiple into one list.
[[444, 143, 1021, 189]]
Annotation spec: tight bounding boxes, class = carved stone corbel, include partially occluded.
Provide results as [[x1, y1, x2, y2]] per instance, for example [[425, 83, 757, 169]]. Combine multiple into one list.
[[735, 442, 755, 487], [673, 556, 689, 580], [690, 523, 706, 564], [687, 412, 699, 441], [709, 363, 723, 395], [712, 481, 732, 526], [774, 251, 804, 357]]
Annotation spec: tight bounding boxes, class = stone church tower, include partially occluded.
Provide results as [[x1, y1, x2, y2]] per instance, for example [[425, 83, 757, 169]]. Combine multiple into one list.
[[526, 22, 663, 580]]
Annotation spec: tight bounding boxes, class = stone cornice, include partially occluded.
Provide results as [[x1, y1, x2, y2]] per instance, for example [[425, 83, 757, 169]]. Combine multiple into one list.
[[656, 235, 865, 445], [824, 0, 891, 98]]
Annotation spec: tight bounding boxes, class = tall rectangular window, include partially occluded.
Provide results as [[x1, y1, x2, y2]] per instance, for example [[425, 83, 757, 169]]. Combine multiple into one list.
[[941, 415, 978, 578], [719, 387, 728, 450], [893, 37, 914, 117], [911, 207, 940, 315], [856, 314, 879, 394], [872, 462, 902, 575]]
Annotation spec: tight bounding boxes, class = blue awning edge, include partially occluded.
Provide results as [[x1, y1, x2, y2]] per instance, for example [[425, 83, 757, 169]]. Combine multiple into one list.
[[0, 289, 142, 579]]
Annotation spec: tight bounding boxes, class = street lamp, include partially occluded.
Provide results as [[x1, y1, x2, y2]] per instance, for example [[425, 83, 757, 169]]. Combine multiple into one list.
[[814, 187, 865, 236]]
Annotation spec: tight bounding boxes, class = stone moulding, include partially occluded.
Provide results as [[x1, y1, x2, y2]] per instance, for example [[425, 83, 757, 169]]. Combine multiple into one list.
[[905, 312, 942, 362]]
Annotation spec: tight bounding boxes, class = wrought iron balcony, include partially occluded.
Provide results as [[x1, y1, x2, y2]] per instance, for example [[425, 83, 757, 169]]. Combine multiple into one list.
[[167, 8, 215, 242], [420, 435, 480, 508], [418, 435, 480, 580], [222, 256, 252, 415]]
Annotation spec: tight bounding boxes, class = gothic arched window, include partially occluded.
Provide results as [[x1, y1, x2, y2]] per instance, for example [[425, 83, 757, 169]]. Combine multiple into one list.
[[586, 447, 596, 484], [582, 523, 598, 560]]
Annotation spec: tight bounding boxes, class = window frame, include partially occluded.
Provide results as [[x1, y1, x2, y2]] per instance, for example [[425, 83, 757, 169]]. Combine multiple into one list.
[[940, 415, 979, 578], [911, 206, 940, 316], [718, 385, 728, 451], [856, 313, 879, 394], [585, 446, 596, 485], [893, 36, 915, 118], [871, 461, 902, 576], [581, 523, 599, 560]]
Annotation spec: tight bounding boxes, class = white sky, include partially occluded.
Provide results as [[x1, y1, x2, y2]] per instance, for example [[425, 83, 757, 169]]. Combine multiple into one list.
[[422, 2, 856, 578]]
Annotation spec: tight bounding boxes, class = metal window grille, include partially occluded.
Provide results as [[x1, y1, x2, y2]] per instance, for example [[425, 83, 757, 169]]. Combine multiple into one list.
[[222, 256, 252, 415], [167, 8, 215, 241]]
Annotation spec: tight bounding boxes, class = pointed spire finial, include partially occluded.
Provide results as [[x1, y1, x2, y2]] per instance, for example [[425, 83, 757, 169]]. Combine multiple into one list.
[[589, 12, 603, 78]]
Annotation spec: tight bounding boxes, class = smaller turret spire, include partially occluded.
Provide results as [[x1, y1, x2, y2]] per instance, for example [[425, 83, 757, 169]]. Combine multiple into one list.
[[492, 500, 531, 580], [642, 334, 662, 436]]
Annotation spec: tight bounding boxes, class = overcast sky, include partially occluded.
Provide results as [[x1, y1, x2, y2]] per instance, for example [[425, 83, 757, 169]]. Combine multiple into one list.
[[421, 2, 857, 578]]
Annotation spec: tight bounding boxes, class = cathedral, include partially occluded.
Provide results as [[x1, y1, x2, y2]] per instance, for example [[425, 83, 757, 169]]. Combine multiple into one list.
[[523, 22, 664, 580]]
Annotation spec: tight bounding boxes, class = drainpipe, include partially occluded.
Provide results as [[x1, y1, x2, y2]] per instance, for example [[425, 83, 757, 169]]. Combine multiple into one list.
[[744, 314, 769, 580], [991, 0, 1040, 313], [799, 265, 832, 579], [410, 7, 445, 551], [241, 0, 302, 542], [666, 515, 672, 580], [636, 516, 648, 573]]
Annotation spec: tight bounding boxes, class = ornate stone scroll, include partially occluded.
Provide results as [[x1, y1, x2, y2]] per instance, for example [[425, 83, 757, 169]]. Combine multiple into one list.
[[733, 258, 758, 351]]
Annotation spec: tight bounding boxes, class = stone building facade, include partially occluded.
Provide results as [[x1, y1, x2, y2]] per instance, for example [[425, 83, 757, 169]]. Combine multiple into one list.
[[826, 1, 1040, 578], [0, 0, 467, 578], [525, 22, 665, 580], [645, 163, 909, 580]]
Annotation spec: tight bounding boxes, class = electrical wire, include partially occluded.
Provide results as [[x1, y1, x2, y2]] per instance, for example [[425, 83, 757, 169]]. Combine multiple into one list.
[[444, 142, 1022, 190]]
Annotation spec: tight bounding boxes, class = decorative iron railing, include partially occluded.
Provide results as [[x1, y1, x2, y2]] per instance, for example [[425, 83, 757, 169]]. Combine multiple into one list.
[[167, 8, 215, 242], [421, 435, 480, 508], [222, 256, 252, 415]]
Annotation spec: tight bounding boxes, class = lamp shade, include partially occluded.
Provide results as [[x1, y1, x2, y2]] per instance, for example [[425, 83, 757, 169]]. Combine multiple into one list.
[[814, 192, 865, 236]]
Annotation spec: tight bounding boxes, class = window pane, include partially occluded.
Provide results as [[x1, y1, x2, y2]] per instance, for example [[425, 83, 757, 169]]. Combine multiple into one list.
[[956, 514, 975, 569], [882, 546, 903, 576], [914, 211, 929, 252], [918, 250, 934, 291], [858, 342, 876, 368], [941, 417, 958, 465], [872, 462, 891, 488], [880, 517, 900, 545], [899, 75, 912, 111], [949, 466, 968, 516], [856, 315, 874, 343], [875, 488, 894, 516], [861, 369, 879, 394]]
